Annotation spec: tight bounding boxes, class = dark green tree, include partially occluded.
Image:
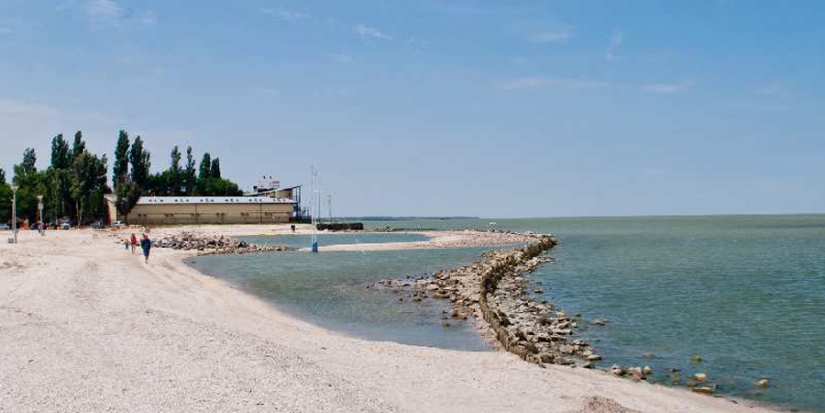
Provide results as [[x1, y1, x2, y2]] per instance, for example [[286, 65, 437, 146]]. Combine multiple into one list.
[[129, 136, 151, 188], [46, 134, 73, 221], [70, 131, 86, 161], [168, 146, 182, 195], [50, 134, 71, 169], [18, 148, 37, 176], [210, 157, 221, 179], [198, 153, 211, 181], [113, 130, 130, 188], [183, 147, 197, 195], [0, 167, 10, 223], [12, 149, 46, 222], [70, 151, 108, 225], [115, 181, 142, 222]]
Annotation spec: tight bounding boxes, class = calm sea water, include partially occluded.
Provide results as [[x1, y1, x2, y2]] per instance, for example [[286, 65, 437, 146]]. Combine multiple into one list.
[[188, 243, 492, 351], [239, 232, 430, 249], [366, 216, 825, 411], [189, 215, 825, 411]]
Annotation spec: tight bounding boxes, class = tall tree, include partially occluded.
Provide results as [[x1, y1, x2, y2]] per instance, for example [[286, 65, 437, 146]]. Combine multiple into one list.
[[18, 148, 37, 176], [50, 134, 71, 169], [71, 152, 108, 225], [0, 167, 9, 224], [113, 130, 130, 188], [47, 134, 72, 221], [168, 146, 182, 195], [12, 149, 46, 222], [210, 157, 221, 179], [198, 153, 211, 181], [183, 147, 197, 195], [129, 136, 151, 189], [70, 131, 86, 161]]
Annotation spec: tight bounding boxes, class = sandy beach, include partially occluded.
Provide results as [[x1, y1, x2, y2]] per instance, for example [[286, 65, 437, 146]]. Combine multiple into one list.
[[0, 226, 781, 413]]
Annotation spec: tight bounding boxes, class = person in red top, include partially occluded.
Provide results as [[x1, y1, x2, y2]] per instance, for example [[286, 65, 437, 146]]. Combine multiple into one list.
[[130, 233, 137, 254]]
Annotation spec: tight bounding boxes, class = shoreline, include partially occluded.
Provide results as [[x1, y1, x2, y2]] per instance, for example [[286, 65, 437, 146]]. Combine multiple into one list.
[[0, 226, 792, 412]]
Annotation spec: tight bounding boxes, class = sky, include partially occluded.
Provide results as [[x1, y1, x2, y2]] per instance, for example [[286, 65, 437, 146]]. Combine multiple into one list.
[[0, 0, 823, 218]]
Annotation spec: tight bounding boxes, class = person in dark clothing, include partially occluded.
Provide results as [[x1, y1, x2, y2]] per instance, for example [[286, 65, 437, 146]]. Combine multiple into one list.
[[140, 234, 152, 263]]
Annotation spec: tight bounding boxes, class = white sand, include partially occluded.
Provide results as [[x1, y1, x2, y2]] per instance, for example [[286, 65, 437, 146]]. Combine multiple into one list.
[[0, 227, 781, 413]]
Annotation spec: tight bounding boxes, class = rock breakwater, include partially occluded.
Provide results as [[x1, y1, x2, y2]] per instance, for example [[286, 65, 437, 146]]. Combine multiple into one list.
[[154, 232, 291, 256], [371, 232, 601, 368]]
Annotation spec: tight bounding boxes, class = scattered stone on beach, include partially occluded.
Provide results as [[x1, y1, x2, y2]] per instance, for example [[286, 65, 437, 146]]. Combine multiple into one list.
[[693, 386, 714, 395], [627, 367, 645, 381], [610, 365, 625, 376], [154, 232, 290, 256]]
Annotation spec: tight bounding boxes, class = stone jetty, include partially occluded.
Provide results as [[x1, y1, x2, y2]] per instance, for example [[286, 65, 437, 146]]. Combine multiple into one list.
[[154, 232, 291, 256], [371, 232, 602, 368]]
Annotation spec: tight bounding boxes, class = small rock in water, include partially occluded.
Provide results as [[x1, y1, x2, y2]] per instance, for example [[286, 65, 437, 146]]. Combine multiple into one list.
[[691, 355, 703, 363], [643, 365, 653, 375], [756, 378, 770, 388], [693, 373, 708, 382], [627, 367, 645, 381], [693, 386, 714, 395]]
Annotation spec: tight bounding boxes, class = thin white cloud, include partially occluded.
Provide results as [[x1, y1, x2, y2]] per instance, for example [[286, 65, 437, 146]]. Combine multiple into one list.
[[258, 89, 281, 97], [260, 8, 309, 22], [528, 27, 574, 43], [605, 30, 624, 60], [330, 53, 353, 63], [755, 82, 792, 98], [355, 24, 393, 40], [497, 77, 611, 91], [0, 99, 62, 118], [642, 81, 695, 94], [80, 0, 156, 26], [85, 0, 125, 22], [136, 11, 157, 25]]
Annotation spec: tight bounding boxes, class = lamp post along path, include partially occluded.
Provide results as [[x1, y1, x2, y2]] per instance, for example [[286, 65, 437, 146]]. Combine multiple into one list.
[[37, 195, 44, 236], [10, 184, 18, 244]]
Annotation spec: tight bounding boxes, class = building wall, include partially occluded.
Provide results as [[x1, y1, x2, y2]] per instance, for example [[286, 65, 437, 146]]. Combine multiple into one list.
[[127, 202, 294, 225]]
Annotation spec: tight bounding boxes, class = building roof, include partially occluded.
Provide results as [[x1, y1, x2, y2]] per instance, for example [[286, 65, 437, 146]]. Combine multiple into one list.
[[244, 185, 302, 197], [137, 196, 296, 205]]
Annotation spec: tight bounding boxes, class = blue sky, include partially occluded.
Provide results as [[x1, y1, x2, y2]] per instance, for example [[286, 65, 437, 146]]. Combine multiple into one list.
[[1, 0, 823, 217]]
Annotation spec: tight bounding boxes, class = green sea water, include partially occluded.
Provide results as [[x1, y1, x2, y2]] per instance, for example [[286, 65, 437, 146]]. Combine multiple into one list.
[[366, 215, 825, 411], [189, 215, 825, 411], [188, 239, 492, 351]]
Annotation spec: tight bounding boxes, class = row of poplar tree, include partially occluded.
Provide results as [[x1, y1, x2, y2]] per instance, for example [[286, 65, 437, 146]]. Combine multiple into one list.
[[0, 130, 242, 225]]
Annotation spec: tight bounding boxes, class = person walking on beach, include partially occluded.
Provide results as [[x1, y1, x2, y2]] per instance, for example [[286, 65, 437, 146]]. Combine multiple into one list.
[[130, 233, 137, 254], [140, 234, 152, 263]]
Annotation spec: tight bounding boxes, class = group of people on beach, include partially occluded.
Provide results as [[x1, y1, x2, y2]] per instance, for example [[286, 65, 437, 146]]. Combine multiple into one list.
[[125, 232, 152, 263]]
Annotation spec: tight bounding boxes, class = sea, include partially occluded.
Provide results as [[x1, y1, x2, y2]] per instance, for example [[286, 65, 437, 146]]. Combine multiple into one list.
[[187, 215, 825, 412]]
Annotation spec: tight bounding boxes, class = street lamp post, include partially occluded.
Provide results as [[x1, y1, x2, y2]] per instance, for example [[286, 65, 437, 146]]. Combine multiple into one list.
[[36, 195, 44, 236], [10, 184, 18, 244]]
